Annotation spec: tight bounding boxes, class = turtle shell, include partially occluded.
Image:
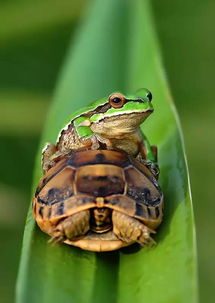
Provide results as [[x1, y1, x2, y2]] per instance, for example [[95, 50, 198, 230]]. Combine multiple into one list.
[[33, 149, 163, 251]]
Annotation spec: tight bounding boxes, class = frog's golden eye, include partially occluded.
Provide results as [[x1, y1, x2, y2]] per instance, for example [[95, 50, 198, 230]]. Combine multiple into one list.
[[109, 93, 125, 108]]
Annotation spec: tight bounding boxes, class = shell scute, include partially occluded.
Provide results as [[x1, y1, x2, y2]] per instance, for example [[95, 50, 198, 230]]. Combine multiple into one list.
[[75, 164, 125, 197], [37, 167, 75, 205]]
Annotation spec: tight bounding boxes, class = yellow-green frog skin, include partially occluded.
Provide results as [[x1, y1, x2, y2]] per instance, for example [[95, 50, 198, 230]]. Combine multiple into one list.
[[42, 89, 156, 173]]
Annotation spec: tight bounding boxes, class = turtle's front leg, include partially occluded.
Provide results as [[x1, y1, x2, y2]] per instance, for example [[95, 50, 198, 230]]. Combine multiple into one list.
[[112, 210, 155, 246], [50, 210, 90, 243]]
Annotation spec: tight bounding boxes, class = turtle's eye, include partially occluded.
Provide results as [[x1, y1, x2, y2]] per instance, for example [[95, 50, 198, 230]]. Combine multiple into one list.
[[109, 93, 125, 108], [146, 91, 152, 101]]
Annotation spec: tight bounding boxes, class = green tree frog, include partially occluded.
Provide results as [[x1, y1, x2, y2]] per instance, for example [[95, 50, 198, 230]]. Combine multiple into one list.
[[42, 89, 158, 175]]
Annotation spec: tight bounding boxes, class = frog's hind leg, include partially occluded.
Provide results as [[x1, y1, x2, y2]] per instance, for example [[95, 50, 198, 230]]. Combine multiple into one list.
[[49, 210, 90, 243], [42, 142, 57, 173], [138, 144, 160, 179], [112, 210, 155, 246]]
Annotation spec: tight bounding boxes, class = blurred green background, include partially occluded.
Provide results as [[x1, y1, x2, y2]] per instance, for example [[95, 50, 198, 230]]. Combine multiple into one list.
[[0, 0, 214, 302]]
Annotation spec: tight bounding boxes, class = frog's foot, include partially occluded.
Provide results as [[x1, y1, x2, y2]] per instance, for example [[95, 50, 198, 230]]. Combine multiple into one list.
[[136, 154, 160, 179], [112, 210, 156, 246], [42, 143, 57, 173], [90, 134, 112, 150], [136, 153, 147, 164], [49, 210, 90, 243], [145, 161, 160, 179]]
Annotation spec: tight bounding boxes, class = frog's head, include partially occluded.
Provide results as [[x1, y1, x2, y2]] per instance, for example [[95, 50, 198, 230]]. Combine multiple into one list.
[[90, 88, 154, 136]]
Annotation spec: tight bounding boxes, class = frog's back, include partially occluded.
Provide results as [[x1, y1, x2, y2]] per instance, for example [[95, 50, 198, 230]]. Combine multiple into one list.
[[58, 97, 108, 134]]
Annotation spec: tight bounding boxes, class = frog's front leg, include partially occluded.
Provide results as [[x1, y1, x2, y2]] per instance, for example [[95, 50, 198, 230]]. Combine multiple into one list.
[[77, 131, 111, 150], [75, 117, 111, 150], [91, 134, 112, 150]]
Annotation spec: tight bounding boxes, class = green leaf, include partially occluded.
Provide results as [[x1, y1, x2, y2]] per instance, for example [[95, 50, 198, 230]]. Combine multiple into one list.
[[0, 0, 86, 43], [16, 0, 198, 302]]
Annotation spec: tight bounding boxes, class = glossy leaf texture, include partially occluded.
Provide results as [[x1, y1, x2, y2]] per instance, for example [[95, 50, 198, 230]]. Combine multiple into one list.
[[16, 0, 198, 302]]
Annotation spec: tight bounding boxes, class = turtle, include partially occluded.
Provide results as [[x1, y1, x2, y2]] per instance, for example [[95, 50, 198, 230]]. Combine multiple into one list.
[[33, 149, 163, 252]]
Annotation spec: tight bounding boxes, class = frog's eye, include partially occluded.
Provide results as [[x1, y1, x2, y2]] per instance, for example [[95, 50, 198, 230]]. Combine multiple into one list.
[[109, 93, 125, 108]]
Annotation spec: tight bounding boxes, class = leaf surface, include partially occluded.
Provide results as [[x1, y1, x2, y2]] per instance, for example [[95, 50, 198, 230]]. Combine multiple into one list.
[[16, 1, 198, 302]]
